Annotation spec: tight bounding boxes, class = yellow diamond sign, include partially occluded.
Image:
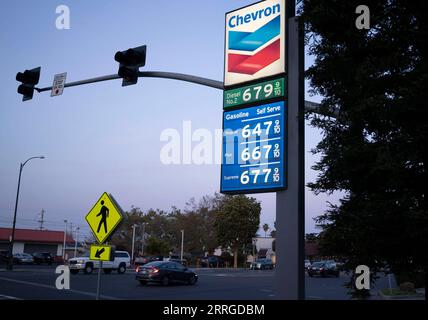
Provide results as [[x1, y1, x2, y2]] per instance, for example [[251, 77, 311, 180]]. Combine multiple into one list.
[[85, 192, 123, 244], [89, 244, 113, 261]]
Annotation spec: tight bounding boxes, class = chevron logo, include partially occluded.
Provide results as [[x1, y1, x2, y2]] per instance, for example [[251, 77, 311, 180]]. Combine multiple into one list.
[[228, 16, 280, 75]]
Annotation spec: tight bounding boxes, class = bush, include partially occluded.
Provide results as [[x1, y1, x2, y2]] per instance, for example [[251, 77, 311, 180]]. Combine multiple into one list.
[[399, 282, 415, 293]]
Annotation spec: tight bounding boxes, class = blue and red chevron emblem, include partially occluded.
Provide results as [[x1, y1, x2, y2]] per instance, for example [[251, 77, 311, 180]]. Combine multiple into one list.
[[228, 16, 280, 75]]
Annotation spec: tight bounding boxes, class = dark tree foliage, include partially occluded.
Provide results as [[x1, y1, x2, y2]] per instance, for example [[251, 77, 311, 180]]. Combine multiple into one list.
[[301, 0, 428, 291]]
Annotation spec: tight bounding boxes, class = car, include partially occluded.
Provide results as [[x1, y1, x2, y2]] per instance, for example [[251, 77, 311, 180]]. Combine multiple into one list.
[[32, 252, 54, 265], [307, 261, 340, 277], [305, 259, 311, 269], [13, 253, 34, 264], [250, 258, 274, 270], [200, 256, 225, 268], [135, 255, 163, 266], [135, 261, 198, 286], [68, 250, 131, 274], [169, 258, 188, 267], [0, 250, 11, 264]]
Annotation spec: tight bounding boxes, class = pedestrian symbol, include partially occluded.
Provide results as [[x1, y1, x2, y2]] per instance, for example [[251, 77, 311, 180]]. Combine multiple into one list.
[[96, 200, 109, 234], [85, 192, 123, 244]]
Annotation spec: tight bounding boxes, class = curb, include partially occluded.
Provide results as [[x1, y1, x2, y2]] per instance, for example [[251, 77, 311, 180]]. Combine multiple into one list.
[[378, 290, 425, 300]]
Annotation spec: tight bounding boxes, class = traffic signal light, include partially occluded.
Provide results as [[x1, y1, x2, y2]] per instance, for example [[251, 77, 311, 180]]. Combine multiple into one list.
[[16, 67, 41, 101], [114, 45, 146, 87]]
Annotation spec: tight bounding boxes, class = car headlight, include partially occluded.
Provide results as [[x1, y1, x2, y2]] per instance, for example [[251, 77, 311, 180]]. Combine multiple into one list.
[[76, 260, 85, 264]]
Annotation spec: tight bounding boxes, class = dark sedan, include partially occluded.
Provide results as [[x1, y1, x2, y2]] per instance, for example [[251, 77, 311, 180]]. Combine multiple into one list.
[[200, 256, 225, 268], [135, 261, 198, 286], [32, 252, 54, 265], [307, 261, 340, 277], [249, 258, 274, 270]]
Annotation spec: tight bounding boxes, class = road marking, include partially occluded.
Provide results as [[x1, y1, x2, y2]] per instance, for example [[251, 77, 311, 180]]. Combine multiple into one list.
[[0, 294, 22, 300], [0, 276, 120, 300]]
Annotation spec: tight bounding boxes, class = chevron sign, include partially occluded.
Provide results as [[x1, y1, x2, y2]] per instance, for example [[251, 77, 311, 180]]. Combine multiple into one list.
[[224, 0, 286, 87]]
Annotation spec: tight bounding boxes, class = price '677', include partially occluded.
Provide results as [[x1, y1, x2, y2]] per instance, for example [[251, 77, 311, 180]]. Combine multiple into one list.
[[240, 167, 280, 184]]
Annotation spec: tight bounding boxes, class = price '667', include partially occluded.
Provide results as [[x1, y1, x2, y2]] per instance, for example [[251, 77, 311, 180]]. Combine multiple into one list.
[[241, 144, 280, 162]]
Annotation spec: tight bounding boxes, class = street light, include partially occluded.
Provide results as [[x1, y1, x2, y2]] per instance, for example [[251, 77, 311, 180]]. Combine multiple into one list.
[[7, 156, 45, 270], [141, 222, 147, 256], [180, 230, 184, 262], [74, 227, 79, 258], [131, 224, 137, 263]]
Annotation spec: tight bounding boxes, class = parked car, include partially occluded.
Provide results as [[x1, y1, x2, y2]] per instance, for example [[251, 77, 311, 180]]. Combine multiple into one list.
[[135, 261, 198, 286], [307, 261, 340, 277], [32, 252, 54, 265], [0, 250, 11, 264], [169, 258, 188, 267], [200, 256, 225, 268], [134, 255, 163, 266], [250, 258, 274, 270], [13, 253, 34, 264], [68, 250, 131, 274], [305, 259, 311, 269]]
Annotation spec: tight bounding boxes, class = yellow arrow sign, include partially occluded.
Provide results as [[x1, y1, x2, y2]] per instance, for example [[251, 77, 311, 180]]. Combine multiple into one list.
[[89, 244, 112, 261], [85, 192, 123, 244]]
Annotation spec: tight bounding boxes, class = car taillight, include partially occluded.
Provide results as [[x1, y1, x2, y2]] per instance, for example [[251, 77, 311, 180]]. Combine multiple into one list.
[[135, 266, 140, 272], [320, 268, 324, 271], [152, 267, 159, 274]]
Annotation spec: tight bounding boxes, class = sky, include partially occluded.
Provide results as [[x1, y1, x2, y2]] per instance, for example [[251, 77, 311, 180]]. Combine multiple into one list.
[[0, 0, 340, 241]]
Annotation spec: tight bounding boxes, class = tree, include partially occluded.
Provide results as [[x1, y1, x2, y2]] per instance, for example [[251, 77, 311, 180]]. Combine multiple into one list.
[[302, 0, 428, 294], [144, 236, 170, 256], [305, 233, 318, 242], [262, 223, 270, 237], [214, 195, 261, 268]]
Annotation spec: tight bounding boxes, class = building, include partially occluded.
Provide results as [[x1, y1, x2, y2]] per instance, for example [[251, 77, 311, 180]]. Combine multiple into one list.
[[0, 227, 74, 256]]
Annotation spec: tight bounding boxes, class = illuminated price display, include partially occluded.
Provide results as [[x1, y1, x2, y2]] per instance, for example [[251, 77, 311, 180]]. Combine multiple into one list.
[[223, 77, 286, 109], [221, 101, 286, 194]]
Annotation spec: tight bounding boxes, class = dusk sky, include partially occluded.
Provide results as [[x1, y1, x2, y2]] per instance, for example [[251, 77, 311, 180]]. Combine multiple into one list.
[[0, 0, 340, 240]]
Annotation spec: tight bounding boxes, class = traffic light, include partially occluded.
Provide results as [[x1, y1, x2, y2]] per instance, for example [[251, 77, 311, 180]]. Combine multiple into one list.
[[114, 45, 146, 86], [16, 67, 41, 101]]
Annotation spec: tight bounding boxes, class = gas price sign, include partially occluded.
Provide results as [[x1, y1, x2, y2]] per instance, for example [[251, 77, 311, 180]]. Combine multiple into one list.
[[221, 101, 286, 194]]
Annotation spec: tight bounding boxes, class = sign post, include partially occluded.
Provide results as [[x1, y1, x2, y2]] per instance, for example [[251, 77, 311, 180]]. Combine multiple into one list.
[[85, 192, 123, 300], [222, 0, 304, 299], [275, 15, 305, 299]]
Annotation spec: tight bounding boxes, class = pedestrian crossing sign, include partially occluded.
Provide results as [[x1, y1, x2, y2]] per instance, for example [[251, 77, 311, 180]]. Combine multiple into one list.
[[85, 192, 123, 244]]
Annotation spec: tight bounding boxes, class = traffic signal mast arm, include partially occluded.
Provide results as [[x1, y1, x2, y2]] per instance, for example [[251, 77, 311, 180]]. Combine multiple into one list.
[[34, 71, 328, 115]]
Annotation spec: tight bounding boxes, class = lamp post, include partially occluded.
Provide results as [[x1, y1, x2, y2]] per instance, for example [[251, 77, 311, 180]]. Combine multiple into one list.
[[62, 219, 68, 260], [180, 230, 184, 262], [74, 227, 79, 258], [141, 222, 146, 256], [131, 224, 136, 263], [7, 156, 45, 270]]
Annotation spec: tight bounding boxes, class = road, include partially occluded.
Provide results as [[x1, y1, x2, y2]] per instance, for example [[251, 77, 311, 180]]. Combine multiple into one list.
[[0, 265, 395, 300]]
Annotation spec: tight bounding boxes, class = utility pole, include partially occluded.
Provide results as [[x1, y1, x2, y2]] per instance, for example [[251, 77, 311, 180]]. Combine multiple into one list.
[[37, 209, 45, 230], [180, 230, 184, 262], [62, 220, 67, 260], [141, 223, 146, 256], [74, 227, 79, 258], [131, 224, 136, 263]]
